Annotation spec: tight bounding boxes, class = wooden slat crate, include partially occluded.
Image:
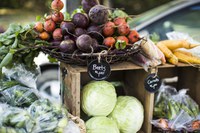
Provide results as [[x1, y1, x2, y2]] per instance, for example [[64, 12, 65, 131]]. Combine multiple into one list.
[[60, 62, 200, 133]]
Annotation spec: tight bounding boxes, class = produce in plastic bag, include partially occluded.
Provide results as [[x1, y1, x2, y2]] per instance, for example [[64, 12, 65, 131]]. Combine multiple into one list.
[[0, 103, 35, 132], [0, 85, 39, 107], [63, 120, 81, 133], [0, 64, 40, 107], [2, 64, 39, 89], [28, 99, 68, 133], [0, 126, 26, 133], [152, 83, 200, 132]]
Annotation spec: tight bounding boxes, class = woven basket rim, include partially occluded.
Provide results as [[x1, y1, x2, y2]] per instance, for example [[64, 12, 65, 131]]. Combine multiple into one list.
[[41, 45, 140, 66]]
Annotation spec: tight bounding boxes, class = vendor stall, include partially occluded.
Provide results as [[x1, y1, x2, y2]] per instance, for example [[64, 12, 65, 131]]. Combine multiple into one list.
[[1, 0, 200, 132]]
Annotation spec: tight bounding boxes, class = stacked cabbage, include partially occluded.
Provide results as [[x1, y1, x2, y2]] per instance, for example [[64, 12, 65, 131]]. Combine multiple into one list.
[[81, 80, 144, 133]]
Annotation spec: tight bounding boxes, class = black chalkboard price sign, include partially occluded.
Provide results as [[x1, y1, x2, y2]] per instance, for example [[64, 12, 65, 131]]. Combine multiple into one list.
[[88, 59, 111, 80], [144, 73, 161, 93]]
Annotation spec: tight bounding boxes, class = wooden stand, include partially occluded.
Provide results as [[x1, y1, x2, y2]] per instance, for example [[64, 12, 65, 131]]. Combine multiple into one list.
[[60, 62, 200, 133]]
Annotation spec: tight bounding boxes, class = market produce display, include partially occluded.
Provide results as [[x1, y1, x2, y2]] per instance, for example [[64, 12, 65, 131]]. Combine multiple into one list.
[[81, 80, 144, 133], [1, 0, 200, 133]]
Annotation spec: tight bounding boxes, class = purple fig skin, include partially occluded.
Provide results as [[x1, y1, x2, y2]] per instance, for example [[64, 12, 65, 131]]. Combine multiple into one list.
[[72, 13, 89, 28], [59, 39, 76, 53], [81, 0, 99, 13]]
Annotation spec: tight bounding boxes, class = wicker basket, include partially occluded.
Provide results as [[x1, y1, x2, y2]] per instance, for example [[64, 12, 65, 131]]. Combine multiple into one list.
[[68, 113, 86, 133], [41, 45, 140, 66]]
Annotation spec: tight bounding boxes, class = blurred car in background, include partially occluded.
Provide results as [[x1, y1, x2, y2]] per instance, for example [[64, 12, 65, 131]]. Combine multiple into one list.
[[129, 0, 200, 41]]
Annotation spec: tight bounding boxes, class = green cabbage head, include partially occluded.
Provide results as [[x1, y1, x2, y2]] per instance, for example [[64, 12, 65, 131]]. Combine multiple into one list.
[[86, 116, 119, 133], [109, 96, 144, 133], [81, 80, 117, 116]]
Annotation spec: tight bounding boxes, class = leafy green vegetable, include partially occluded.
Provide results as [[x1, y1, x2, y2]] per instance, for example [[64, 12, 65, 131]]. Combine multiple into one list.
[[109, 96, 144, 133], [86, 116, 119, 133], [0, 23, 50, 74], [81, 80, 117, 116], [115, 40, 127, 50], [111, 9, 132, 22]]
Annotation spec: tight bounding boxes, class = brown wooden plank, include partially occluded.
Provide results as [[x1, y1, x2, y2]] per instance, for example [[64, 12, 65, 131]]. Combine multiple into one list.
[[61, 62, 193, 73], [61, 65, 81, 117]]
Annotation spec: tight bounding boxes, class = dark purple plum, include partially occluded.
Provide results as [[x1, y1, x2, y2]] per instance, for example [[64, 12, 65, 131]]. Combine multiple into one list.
[[75, 28, 87, 37], [72, 13, 89, 28], [59, 39, 76, 53], [60, 21, 75, 35]]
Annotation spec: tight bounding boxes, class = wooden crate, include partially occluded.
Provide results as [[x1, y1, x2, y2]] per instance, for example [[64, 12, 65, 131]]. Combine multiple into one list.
[[60, 62, 200, 133]]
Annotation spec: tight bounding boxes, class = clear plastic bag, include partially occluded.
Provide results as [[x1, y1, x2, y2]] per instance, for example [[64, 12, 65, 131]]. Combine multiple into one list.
[[0, 85, 39, 107], [28, 99, 69, 133], [166, 31, 200, 58], [2, 63, 39, 89], [0, 103, 35, 132], [63, 120, 81, 133], [152, 83, 200, 132]]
